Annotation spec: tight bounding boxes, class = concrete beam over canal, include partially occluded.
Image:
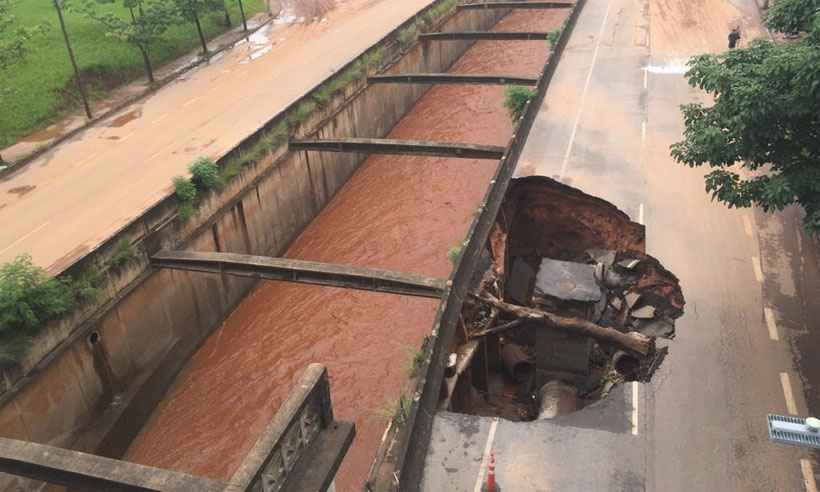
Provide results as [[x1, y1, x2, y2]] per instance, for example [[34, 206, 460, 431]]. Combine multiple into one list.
[[459, 1, 575, 9], [419, 31, 551, 40], [289, 138, 506, 160], [368, 73, 539, 86], [151, 250, 447, 298]]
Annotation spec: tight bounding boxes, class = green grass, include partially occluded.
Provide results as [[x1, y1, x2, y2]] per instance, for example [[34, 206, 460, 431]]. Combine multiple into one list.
[[0, 0, 267, 148]]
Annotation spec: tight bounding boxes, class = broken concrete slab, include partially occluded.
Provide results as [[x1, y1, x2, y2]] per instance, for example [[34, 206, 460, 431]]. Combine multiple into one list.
[[508, 257, 536, 305], [634, 317, 675, 338], [630, 305, 656, 319], [586, 249, 616, 266], [534, 258, 602, 303], [625, 292, 641, 308], [617, 258, 641, 269]]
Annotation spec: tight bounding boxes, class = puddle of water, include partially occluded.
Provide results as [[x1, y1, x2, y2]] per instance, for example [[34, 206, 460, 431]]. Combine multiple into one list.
[[8, 185, 36, 197], [20, 119, 73, 143], [108, 108, 143, 128], [645, 58, 690, 74]]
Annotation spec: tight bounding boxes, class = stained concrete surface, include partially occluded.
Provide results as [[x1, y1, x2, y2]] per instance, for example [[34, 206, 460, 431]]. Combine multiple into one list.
[[422, 0, 820, 487], [423, 386, 643, 491]]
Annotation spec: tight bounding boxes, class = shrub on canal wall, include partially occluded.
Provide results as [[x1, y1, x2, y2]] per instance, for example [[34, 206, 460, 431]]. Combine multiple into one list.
[[0, 256, 100, 367], [504, 86, 536, 122]]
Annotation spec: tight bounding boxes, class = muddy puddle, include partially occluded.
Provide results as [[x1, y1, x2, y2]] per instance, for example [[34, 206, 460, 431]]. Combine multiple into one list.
[[124, 9, 567, 491]]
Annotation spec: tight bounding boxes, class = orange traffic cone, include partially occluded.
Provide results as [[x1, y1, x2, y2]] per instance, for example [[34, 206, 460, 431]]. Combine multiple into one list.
[[484, 452, 497, 492]]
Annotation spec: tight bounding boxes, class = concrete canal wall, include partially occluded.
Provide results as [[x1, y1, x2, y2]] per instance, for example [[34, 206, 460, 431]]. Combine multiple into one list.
[[0, 3, 507, 489]]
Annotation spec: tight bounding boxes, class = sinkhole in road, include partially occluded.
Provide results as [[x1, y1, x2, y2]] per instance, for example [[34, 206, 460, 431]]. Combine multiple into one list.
[[444, 176, 686, 421]]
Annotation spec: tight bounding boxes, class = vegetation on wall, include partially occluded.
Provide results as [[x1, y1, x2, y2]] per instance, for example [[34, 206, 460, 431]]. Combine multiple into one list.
[[0, 255, 101, 367], [504, 86, 536, 122]]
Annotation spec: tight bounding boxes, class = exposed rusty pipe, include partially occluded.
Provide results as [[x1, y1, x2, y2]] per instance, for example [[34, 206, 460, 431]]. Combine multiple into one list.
[[500, 342, 533, 383]]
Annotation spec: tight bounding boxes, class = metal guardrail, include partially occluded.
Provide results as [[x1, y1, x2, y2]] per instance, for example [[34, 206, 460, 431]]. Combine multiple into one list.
[[0, 364, 353, 492]]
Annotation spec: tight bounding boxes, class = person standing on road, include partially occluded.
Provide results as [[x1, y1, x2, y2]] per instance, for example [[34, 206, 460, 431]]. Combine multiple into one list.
[[728, 27, 741, 48]]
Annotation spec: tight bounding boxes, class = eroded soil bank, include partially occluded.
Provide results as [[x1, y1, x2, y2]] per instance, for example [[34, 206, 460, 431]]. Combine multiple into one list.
[[124, 9, 566, 491]]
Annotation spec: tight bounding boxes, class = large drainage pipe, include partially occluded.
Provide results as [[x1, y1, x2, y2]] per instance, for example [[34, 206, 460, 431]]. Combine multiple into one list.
[[500, 342, 534, 383], [536, 380, 578, 419]]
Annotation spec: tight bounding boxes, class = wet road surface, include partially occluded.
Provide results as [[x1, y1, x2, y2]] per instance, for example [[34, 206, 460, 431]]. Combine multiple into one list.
[[124, 10, 566, 492]]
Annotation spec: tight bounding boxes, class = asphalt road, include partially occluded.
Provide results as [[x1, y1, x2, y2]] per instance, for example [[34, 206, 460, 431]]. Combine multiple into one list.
[[0, 0, 434, 273], [424, 0, 819, 488]]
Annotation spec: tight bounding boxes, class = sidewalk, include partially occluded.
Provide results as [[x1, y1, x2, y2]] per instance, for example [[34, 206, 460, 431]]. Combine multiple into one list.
[[0, 12, 276, 168], [0, 0, 435, 272]]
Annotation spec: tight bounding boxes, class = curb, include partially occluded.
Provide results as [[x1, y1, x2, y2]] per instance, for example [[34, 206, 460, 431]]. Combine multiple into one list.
[[0, 15, 275, 181]]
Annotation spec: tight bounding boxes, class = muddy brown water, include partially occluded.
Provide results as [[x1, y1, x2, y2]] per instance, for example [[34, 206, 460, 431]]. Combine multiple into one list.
[[124, 10, 566, 491]]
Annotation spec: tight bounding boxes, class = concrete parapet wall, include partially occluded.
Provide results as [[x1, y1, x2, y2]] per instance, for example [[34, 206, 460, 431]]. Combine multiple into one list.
[[0, 3, 507, 490]]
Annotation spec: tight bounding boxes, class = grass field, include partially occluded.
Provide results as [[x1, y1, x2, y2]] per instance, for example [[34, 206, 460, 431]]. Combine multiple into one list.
[[0, 0, 267, 148]]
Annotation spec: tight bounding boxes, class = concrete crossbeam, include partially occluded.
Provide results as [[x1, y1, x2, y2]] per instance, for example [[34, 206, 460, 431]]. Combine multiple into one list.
[[459, 1, 574, 9], [151, 250, 447, 299], [368, 73, 538, 85], [0, 438, 225, 492], [419, 31, 550, 40], [289, 138, 505, 160]]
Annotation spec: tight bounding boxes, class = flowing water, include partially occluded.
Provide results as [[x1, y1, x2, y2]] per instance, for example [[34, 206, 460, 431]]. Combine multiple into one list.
[[125, 10, 566, 491]]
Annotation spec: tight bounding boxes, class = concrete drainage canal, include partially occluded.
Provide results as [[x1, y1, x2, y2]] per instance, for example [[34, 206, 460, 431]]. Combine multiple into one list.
[[442, 176, 686, 422]]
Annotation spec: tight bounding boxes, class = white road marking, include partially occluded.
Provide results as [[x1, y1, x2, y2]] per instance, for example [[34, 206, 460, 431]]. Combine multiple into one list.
[[631, 381, 639, 435], [183, 97, 201, 107], [559, 0, 613, 179], [643, 67, 648, 89], [752, 256, 764, 283], [802, 459, 818, 492], [119, 131, 135, 143], [779, 372, 798, 415], [742, 214, 753, 237], [641, 120, 646, 143], [473, 418, 499, 492], [638, 203, 645, 225], [0, 221, 51, 256], [763, 307, 780, 341]]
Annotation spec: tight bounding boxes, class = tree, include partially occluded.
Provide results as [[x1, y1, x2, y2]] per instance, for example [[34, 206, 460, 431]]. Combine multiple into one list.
[[0, 0, 47, 71], [173, 0, 223, 56], [671, 0, 820, 232], [0, 0, 48, 162], [67, 0, 175, 84]]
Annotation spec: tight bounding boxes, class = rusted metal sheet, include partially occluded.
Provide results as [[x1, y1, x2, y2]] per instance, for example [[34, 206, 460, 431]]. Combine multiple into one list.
[[151, 250, 447, 299], [419, 31, 550, 40], [459, 1, 574, 9], [368, 73, 539, 86], [289, 138, 505, 160]]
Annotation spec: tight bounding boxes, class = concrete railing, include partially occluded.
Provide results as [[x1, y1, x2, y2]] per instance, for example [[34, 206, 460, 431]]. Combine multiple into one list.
[[0, 364, 353, 492]]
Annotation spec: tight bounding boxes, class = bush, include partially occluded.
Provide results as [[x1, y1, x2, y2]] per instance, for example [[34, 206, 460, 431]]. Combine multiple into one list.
[[188, 157, 221, 191], [173, 176, 197, 202], [0, 256, 74, 339], [547, 25, 564, 48], [109, 238, 135, 268], [504, 86, 537, 122], [447, 246, 462, 266]]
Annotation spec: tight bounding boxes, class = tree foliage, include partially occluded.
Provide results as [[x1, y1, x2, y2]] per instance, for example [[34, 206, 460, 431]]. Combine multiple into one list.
[[671, 0, 820, 231], [0, 0, 48, 71], [172, 0, 224, 54], [66, 0, 176, 82]]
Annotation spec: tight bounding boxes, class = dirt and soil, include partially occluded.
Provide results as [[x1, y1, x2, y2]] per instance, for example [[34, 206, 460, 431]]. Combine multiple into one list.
[[123, 9, 566, 492]]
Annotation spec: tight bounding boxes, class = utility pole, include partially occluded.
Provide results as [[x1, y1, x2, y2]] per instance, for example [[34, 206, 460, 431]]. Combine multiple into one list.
[[237, 0, 248, 32], [53, 0, 92, 119]]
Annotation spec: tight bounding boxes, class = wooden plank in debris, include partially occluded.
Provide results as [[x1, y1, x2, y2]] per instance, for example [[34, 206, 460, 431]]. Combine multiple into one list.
[[151, 250, 447, 299], [419, 31, 551, 41], [368, 73, 538, 86], [289, 138, 505, 160], [459, 1, 575, 9]]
